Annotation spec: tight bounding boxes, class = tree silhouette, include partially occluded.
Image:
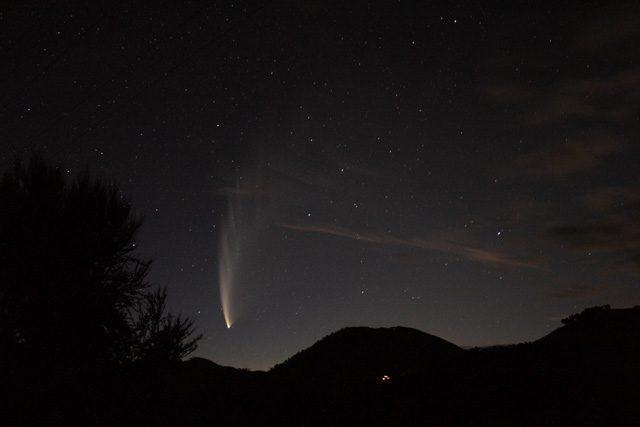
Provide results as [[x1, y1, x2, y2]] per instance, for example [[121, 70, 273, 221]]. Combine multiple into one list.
[[132, 286, 203, 365], [0, 156, 201, 371], [561, 305, 611, 326]]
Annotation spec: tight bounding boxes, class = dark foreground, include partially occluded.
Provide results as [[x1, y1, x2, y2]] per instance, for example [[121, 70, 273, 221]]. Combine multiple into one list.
[[5, 306, 640, 426]]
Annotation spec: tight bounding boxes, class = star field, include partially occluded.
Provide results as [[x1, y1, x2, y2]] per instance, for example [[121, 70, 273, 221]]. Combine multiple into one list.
[[2, 0, 639, 370]]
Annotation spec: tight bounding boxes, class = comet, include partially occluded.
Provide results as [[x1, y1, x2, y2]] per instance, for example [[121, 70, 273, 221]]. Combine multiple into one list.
[[217, 174, 264, 329], [219, 230, 236, 328], [218, 195, 242, 328], [217, 168, 273, 328]]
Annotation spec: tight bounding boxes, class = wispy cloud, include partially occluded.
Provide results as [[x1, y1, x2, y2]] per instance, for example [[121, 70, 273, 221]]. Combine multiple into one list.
[[482, 2, 640, 129], [616, 254, 640, 272], [581, 186, 640, 212], [483, 33, 637, 184], [483, 68, 640, 127], [550, 276, 640, 304], [513, 131, 625, 178], [533, 69, 640, 125], [281, 223, 543, 269], [570, 2, 640, 53], [545, 185, 640, 273], [547, 218, 640, 256], [546, 186, 640, 254], [551, 282, 600, 300]]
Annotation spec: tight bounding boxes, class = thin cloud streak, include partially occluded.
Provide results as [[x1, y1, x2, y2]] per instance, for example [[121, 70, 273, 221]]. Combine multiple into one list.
[[545, 186, 640, 261], [483, 68, 640, 126], [513, 132, 625, 178], [281, 223, 543, 269]]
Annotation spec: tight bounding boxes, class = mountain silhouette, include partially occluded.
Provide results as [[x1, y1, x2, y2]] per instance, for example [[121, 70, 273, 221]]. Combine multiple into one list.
[[69, 306, 640, 425], [271, 325, 467, 380], [535, 305, 640, 351]]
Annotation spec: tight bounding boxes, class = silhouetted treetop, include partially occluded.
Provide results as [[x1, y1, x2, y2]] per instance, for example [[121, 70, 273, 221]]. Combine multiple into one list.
[[1, 157, 145, 364], [561, 305, 611, 326], [0, 155, 200, 369], [133, 286, 203, 365]]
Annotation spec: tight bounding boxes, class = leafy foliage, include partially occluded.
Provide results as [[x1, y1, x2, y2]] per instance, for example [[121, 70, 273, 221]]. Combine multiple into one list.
[[133, 286, 203, 364], [0, 156, 200, 369], [561, 305, 611, 326]]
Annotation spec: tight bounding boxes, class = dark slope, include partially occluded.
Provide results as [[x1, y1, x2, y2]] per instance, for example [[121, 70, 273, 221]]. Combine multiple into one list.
[[265, 308, 640, 425], [271, 326, 467, 380], [119, 358, 269, 426], [527, 306, 640, 424], [128, 307, 640, 426], [467, 306, 640, 426], [158, 358, 269, 426], [534, 305, 640, 351], [267, 326, 475, 426]]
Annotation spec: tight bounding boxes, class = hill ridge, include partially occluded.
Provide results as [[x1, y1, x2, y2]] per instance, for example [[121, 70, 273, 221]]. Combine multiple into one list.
[[160, 306, 640, 425]]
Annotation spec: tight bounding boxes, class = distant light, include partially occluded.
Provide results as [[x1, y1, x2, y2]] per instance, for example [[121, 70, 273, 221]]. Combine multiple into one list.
[[378, 375, 390, 381]]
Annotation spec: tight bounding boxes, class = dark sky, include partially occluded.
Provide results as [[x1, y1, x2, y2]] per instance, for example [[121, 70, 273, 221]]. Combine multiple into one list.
[[2, 0, 639, 370]]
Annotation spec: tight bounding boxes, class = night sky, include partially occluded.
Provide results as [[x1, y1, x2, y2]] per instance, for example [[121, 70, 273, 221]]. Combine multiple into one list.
[[2, 0, 639, 370]]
